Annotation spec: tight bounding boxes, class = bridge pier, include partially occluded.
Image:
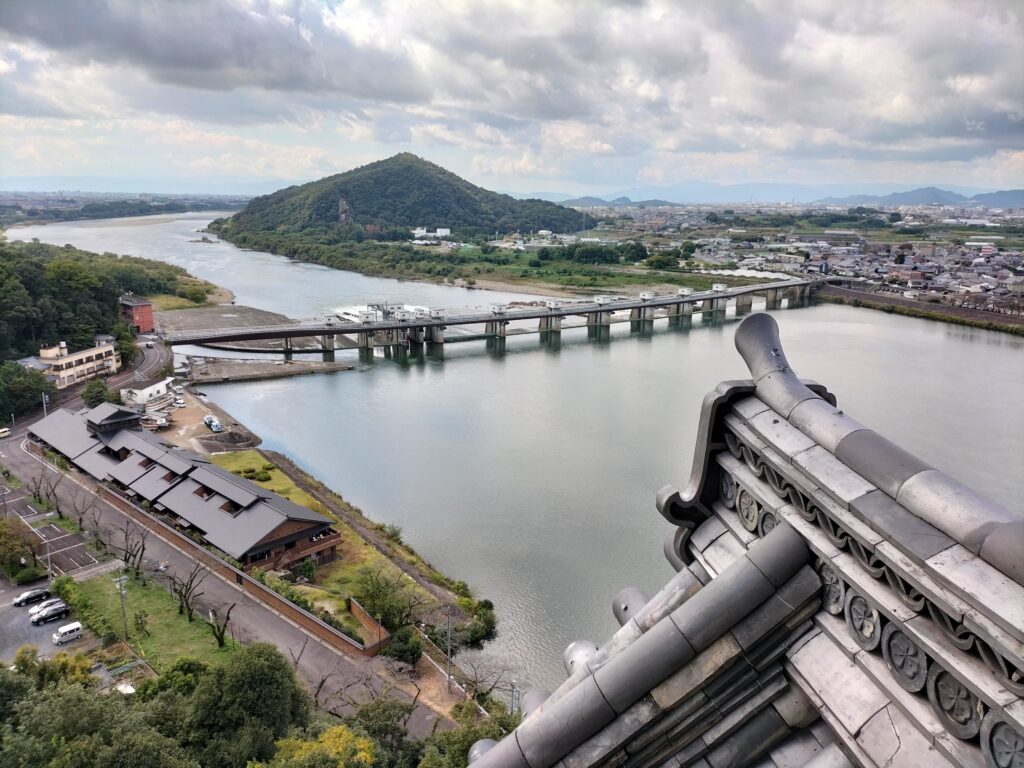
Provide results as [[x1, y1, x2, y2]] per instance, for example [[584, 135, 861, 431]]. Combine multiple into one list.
[[666, 301, 693, 318], [764, 288, 781, 310], [734, 294, 753, 315], [703, 298, 727, 324], [357, 331, 374, 349], [405, 326, 426, 343], [630, 306, 656, 321], [484, 320, 509, 338], [283, 337, 293, 359], [587, 311, 611, 326], [587, 325, 611, 343], [426, 326, 445, 344], [538, 315, 562, 332]]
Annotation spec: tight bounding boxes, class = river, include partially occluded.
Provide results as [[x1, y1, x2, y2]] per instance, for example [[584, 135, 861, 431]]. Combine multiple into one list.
[[11, 213, 1024, 691]]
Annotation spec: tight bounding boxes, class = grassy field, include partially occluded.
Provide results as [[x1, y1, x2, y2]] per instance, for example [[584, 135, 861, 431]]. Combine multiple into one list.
[[211, 451, 322, 511], [77, 575, 237, 671], [148, 294, 206, 311]]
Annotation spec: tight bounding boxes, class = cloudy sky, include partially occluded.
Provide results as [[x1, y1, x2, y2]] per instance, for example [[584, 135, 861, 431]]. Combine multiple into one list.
[[1, 0, 1022, 195]]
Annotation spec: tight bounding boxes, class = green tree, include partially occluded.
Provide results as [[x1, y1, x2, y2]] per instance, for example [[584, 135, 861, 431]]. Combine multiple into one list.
[[644, 253, 678, 270], [381, 626, 422, 666], [83, 378, 115, 407], [419, 701, 517, 768], [352, 569, 423, 631], [349, 699, 421, 768], [0, 361, 55, 417], [188, 644, 310, 768]]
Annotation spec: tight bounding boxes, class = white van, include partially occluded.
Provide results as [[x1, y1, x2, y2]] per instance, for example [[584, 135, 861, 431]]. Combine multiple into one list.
[[52, 621, 82, 646], [0, 427, 11, 439]]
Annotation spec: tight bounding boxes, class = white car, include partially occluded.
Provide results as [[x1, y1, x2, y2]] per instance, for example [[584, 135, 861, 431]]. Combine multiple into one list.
[[29, 598, 64, 617]]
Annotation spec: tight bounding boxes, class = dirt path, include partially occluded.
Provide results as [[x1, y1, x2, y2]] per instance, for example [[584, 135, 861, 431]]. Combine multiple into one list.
[[818, 285, 1024, 330]]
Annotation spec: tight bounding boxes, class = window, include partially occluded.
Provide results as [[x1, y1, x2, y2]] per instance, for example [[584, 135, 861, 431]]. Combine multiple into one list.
[[284, 541, 296, 551], [249, 550, 269, 563], [139, 457, 155, 469], [193, 485, 212, 500], [162, 471, 177, 483], [219, 499, 240, 514]]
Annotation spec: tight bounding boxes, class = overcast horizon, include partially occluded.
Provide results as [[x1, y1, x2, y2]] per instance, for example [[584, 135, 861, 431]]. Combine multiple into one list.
[[1, 0, 1022, 197]]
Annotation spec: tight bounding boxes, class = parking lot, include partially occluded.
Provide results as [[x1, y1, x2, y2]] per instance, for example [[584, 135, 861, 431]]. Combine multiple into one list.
[[31, 522, 99, 575], [3, 483, 100, 576], [0, 581, 85, 662]]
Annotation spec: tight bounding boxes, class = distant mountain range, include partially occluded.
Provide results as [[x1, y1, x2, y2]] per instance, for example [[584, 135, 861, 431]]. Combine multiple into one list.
[[215, 153, 595, 237], [550, 185, 1023, 208], [814, 187, 1024, 207]]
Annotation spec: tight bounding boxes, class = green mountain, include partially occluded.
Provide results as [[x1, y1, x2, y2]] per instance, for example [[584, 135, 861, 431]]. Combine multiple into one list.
[[215, 154, 594, 238]]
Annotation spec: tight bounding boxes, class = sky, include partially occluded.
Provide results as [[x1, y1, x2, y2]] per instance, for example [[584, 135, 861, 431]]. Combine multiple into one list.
[[0, 0, 1022, 196]]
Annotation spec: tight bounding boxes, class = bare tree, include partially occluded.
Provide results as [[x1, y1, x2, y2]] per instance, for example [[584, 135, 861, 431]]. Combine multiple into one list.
[[460, 657, 511, 700], [27, 466, 63, 517], [117, 519, 149, 583], [68, 486, 97, 531], [207, 603, 236, 648], [86, 504, 106, 551], [170, 562, 208, 622]]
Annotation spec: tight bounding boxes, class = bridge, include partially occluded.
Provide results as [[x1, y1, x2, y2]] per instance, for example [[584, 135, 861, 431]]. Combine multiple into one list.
[[469, 312, 1023, 768], [162, 279, 814, 353]]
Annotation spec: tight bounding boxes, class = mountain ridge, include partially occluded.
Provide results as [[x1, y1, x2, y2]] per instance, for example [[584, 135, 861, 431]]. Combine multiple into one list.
[[216, 153, 594, 237]]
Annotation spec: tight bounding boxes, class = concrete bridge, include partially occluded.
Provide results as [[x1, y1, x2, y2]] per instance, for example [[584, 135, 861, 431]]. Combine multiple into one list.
[[163, 279, 815, 353]]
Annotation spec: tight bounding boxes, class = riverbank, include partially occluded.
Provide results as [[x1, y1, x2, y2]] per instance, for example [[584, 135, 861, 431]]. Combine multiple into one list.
[[187, 355, 353, 384], [817, 285, 1024, 336]]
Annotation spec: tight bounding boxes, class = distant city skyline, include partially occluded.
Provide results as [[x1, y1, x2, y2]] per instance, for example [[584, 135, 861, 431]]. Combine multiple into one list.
[[1, 0, 1022, 196]]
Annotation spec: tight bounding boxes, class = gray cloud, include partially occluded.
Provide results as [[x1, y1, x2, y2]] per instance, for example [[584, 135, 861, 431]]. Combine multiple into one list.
[[0, 0, 1021, 187]]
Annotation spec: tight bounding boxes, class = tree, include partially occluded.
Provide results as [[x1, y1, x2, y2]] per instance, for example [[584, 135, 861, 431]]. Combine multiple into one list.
[[11, 644, 95, 690], [189, 644, 311, 768], [118, 519, 149, 582], [82, 378, 120, 407], [352, 568, 425, 631], [644, 253, 678, 270], [349, 699, 421, 768], [253, 726, 375, 768], [381, 626, 422, 666], [207, 603, 236, 648], [169, 562, 208, 622], [420, 700, 518, 768], [0, 361, 55, 418]]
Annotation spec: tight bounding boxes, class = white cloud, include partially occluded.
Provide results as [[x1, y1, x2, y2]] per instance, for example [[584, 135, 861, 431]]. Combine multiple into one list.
[[0, 0, 1021, 191]]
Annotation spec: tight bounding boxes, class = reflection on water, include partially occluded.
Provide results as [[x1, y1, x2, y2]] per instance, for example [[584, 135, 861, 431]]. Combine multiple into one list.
[[15, 214, 1024, 690]]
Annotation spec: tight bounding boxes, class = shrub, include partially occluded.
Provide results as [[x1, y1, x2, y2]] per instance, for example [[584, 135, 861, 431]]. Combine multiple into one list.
[[253, 471, 272, 482], [380, 523, 403, 544], [11, 566, 44, 585]]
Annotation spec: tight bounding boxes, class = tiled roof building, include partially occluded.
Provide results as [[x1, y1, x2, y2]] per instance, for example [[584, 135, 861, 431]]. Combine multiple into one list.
[[472, 314, 1023, 768], [30, 405, 339, 569]]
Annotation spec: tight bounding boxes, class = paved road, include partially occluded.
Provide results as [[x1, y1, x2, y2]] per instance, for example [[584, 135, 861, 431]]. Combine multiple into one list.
[[0, 437, 447, 737]]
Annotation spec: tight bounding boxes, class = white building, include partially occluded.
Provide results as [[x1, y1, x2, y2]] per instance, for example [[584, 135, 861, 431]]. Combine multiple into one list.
[[18, 339, 121, 390]]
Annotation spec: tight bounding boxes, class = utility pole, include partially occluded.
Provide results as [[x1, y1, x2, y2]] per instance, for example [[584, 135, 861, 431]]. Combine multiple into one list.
[[41, 393, 49, 418], [446, 603, 453, 693], [511, 679, 519, 716], [114, 572, 129, 640]]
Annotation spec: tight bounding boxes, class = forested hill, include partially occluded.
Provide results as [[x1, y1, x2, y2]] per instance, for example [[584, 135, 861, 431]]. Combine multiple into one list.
[[0, 239, 210, 361], [212, 153, 595, 241]]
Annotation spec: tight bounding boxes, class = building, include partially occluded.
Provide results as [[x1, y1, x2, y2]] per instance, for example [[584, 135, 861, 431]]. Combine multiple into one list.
[[119, 294, 155, 334], [29, 404, 339, 570], [120, 377, 176, 406], [18, 338, 121, 390]]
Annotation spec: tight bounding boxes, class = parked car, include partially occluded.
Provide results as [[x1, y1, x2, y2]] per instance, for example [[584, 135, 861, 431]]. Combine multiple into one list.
[[52, 621, 83, 646], [12, 588, 51, 607], [30, 602, 69, 626], [28, 597, 64, 617]]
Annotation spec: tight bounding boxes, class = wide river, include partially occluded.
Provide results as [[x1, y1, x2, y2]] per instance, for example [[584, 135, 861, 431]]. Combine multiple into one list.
[[12, 213, 1024, 691]]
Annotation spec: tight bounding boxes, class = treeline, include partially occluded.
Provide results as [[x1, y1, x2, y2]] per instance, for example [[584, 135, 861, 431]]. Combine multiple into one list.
[[0, 642, 517, 768], [0, 239, 209, 361], [1, 200, 240, 228]]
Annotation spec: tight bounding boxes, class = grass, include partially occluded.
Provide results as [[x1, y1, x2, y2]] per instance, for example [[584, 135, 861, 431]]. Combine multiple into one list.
[[148, 294, 206, 311], [211, 451, 322, 512], [76, 575, 237, 672]]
